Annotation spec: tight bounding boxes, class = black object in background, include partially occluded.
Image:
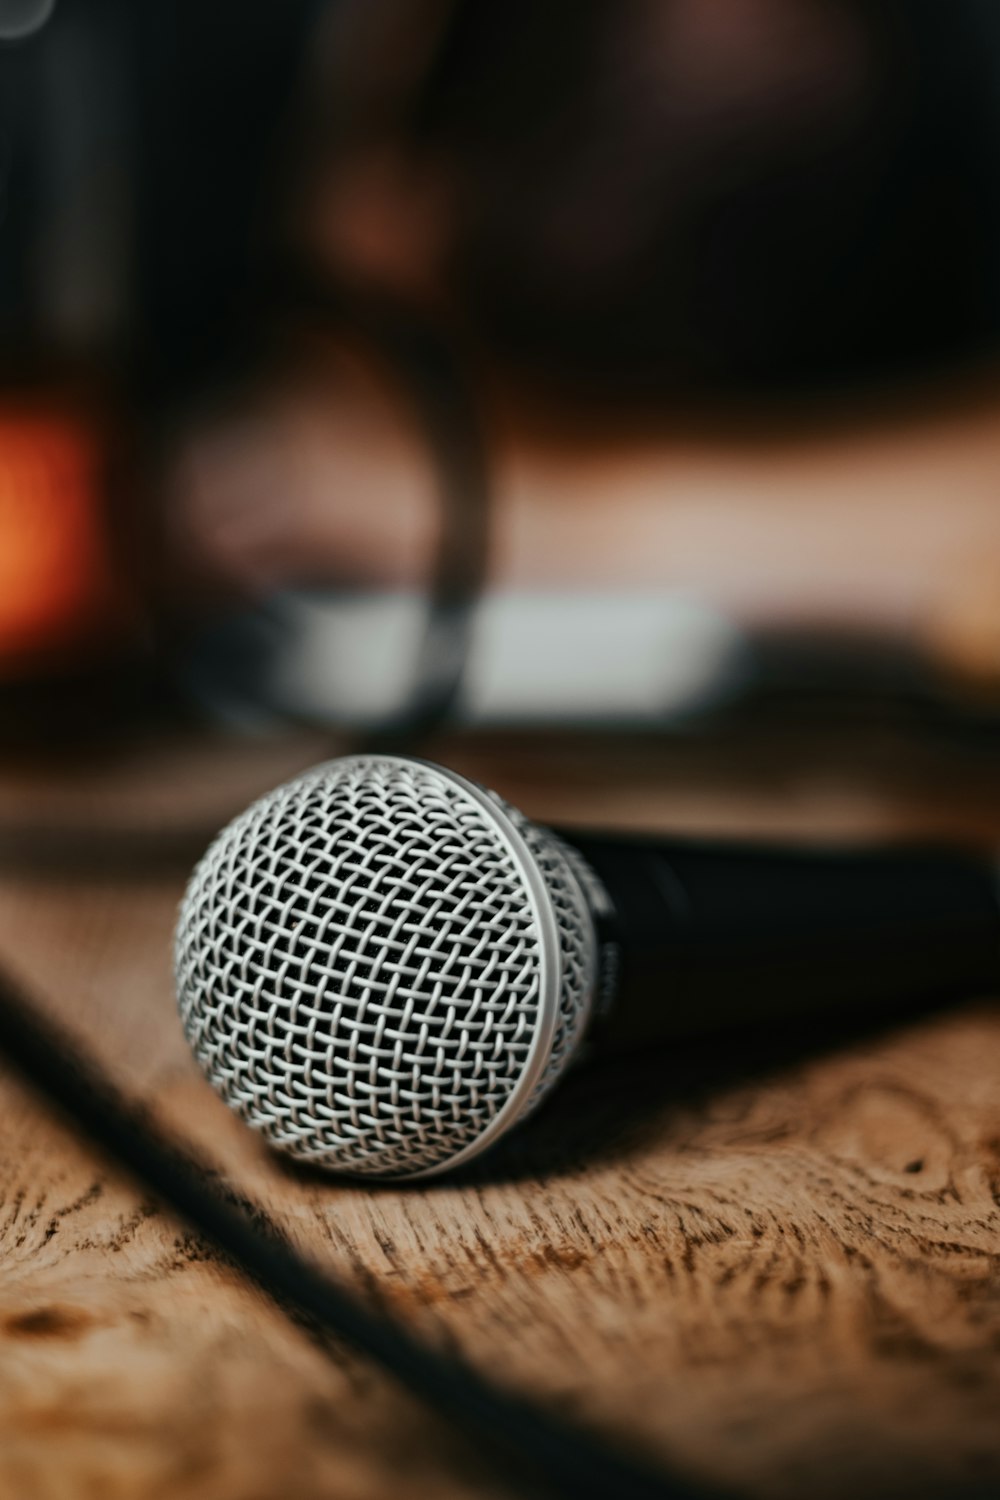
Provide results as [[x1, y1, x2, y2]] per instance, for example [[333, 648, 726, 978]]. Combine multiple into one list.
[[4, 1, 1000, 397], [0, 0, 320, 389]]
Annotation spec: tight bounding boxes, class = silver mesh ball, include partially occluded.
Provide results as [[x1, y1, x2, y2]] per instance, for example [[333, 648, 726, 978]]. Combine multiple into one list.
[[174, 755, 598, 1179]]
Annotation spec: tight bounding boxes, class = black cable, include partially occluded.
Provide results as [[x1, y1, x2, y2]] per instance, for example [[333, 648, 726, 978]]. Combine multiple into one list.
[[269, 266, 493, 748], [0, 961, 733, 1500]]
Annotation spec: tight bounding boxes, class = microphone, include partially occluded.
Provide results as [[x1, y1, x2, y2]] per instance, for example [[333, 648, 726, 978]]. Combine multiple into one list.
[[174, 754, 1000, 1181]]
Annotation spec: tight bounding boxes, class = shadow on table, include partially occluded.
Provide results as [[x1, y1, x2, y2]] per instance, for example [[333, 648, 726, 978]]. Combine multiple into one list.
[[460, 1010, 939, 1187], [278, 992, 989, 1192]]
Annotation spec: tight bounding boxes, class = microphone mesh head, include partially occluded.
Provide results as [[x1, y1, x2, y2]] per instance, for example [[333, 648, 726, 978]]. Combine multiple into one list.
[[174, 756, 597, 1179]]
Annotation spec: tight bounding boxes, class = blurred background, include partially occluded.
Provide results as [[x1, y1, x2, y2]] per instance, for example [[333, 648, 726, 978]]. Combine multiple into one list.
[[6, 0, 1000, 845]]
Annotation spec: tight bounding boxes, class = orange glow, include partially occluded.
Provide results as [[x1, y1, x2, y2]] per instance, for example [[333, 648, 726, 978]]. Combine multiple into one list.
[[0, 410, 128, 672]]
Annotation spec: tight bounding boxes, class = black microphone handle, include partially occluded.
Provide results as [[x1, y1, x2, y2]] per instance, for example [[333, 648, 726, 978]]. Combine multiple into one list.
[[564, 832, 1000, 1050]]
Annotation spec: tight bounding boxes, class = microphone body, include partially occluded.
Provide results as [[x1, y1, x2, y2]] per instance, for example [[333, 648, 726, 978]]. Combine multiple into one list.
[[174, 756, 1000, 1180], [569, 832, 1000, 1051]]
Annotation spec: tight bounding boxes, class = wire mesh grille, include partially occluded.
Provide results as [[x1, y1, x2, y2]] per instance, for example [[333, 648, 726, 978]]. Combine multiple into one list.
[[175, 757, 595, 1178]]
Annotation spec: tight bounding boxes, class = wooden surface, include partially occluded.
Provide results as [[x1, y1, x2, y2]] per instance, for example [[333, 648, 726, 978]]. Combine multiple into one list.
[[0, 728, 998, 1500]]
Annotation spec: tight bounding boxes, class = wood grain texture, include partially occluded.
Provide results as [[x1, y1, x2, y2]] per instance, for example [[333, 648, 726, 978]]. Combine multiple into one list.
[[0, 730, 997, 1500]]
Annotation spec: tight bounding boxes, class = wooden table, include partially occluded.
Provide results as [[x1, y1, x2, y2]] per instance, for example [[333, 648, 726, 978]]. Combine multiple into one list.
[[0, 727, 997, 1500]]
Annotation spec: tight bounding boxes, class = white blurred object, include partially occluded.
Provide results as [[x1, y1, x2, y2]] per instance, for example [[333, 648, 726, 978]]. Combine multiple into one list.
[[254, 588, 744, 727]]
